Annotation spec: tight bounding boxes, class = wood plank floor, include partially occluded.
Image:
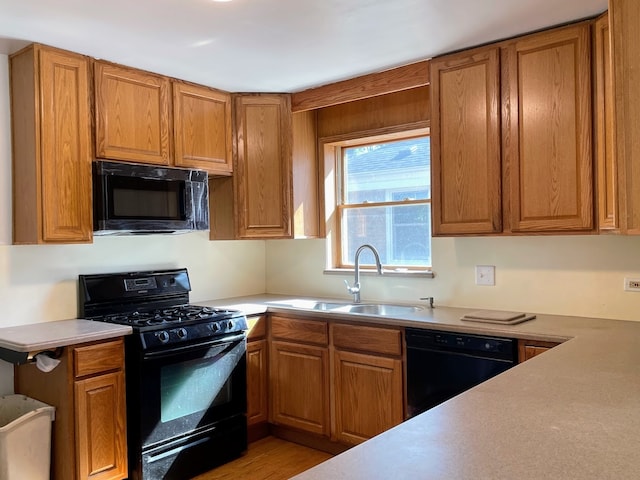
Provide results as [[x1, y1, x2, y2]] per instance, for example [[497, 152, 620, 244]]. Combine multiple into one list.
[[191, 436, 333, 480]]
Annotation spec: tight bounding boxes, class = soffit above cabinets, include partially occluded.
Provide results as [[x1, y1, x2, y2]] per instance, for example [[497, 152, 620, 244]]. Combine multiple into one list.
[[0, 0, 606, 93]]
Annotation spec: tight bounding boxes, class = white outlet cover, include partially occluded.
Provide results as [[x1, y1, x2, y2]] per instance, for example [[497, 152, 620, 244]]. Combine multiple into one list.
[[476, 265, 495, 286]]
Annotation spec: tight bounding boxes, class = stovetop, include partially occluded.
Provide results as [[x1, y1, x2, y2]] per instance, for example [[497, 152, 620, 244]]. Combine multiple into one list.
[[96, 304, 241, 328], [78, 268, 248, 349]]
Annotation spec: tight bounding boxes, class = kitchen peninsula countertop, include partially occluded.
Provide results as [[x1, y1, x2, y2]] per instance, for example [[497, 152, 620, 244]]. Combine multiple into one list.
[[205, 294, 640, 479], [0, 319, 132, 357]]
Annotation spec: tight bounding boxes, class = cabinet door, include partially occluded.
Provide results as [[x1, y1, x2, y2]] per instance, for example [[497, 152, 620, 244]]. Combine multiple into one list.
[[610, 0, 640, 234], [39, 48, 93, 243], [247, 339, 268, 426], [333, 349, 403, 445], [173, 82, 233, 175], [431, 47, 502, 235], [269, 340, 329, 436], [95, 62, 171, 165], [504, 23, 593, 232], [234, 94, 293, 238], [75, 370, 128, 480], [594, 13, 617, 232]]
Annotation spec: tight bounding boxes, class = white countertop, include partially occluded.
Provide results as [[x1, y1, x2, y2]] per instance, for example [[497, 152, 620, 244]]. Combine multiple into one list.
[[0, 319, 132, 353]]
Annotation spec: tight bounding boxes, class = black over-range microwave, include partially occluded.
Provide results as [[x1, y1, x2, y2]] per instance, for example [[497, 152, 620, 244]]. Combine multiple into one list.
[[93, 160, 209, 235]]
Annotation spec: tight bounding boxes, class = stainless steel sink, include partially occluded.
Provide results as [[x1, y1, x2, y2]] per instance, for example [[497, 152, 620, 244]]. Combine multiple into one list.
[[268, 300, 424, 316], [333, 303, 424, 315], [310, 301, 351, 311]]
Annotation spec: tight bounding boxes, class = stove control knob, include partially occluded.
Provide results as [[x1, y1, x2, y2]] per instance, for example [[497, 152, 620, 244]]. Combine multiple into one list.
[[227, 320, 234, 330], [210, 323, 220, 333], [157, 331, 170, 344], [176, 328, 188, 339]]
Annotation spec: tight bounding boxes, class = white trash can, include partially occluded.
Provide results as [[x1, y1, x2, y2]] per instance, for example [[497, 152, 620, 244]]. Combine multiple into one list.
[[0, 394, 55, 480]]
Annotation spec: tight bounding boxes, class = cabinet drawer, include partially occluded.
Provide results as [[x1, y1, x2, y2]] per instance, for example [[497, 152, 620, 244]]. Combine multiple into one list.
[[270, 316, 328, 346], [332, 323, 402, 356], [74, 338, 124, 378], [247, 315, 267, 340]]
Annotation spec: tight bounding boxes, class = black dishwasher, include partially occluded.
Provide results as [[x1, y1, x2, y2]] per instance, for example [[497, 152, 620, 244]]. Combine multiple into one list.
[[406, 328, 517, 417]]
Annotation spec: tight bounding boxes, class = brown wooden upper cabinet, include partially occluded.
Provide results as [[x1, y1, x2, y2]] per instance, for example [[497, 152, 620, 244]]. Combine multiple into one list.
[[504, 23, 593, 232], [609, 0, 640, 235], [95, 62, 234, 175], [431, 47, 502, 235], [10, 44, 93, 244], [431, 21, 594, 236], [173, 82, 233, 175], [233, 94, 293, 239], [94, 61, 172, 165], [594, 12, 618, 232]]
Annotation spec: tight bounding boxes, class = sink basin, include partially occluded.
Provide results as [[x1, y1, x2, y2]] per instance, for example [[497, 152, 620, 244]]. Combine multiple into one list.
[[310, 302, 351, 311], [334, 304, 424, 316], [267, 300, 424, 316]]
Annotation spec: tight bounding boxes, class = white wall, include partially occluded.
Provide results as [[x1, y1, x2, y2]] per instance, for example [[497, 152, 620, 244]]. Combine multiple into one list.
[[265, 234, 640, 322], [0, 54, 267, 393]]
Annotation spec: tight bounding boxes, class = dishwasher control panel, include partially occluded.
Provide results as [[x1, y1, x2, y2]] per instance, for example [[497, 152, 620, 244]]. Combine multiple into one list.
[[406, 328, 516, 360]]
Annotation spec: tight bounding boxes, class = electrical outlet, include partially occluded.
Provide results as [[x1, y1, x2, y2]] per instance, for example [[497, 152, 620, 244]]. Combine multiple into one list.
[[624, 277, 640, 292], [475, 265, 495, 286]]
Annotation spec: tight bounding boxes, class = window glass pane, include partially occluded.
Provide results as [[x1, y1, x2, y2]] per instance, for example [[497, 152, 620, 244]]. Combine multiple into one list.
[[343, 137, 430, 205], [342, 204, 431, 267]]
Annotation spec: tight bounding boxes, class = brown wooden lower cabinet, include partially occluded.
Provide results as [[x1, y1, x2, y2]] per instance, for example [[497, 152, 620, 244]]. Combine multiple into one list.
[[333, 349, 403, 445], [247, 339, 268, 426], [14, 338, 128, 480], [269, 340, 330, 436], [266, 314, 404, 448], [518, 339, 561, 363], [331, 322, 404, 445]]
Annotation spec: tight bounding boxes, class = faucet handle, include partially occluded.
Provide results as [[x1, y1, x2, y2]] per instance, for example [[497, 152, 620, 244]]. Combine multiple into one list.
[[344, 279, 360, 294], [420, 297, 435, 308]]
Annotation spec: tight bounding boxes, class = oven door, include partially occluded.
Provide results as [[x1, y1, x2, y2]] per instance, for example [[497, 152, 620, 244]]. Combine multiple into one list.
[[130, 333, 247, 450]]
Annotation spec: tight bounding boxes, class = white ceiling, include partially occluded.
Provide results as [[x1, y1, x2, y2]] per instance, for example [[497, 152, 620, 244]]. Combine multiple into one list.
[[0, 0, 607, 93]]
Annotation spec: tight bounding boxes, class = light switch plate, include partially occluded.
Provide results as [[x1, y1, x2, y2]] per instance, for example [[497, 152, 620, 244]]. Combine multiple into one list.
[[475, 265, 495, 286]]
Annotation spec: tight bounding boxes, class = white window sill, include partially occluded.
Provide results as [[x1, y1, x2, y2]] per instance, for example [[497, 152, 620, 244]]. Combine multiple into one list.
[[323, 268, 435, 279]]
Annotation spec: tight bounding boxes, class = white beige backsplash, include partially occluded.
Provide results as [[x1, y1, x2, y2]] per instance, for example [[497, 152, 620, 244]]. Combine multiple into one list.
[[265, 236, 640, 322]]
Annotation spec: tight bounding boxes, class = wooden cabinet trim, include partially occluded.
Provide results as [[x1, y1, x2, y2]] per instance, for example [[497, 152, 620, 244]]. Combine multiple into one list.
[[292, 60, 430, 112]]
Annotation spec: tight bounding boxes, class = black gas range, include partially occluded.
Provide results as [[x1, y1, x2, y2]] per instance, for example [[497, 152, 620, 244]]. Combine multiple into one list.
[[79, 268, 247, 346], [79, 268, 248, 480]]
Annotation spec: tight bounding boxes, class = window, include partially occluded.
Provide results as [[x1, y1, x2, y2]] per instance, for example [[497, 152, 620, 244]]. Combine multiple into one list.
[[335, 134, 431, 270]]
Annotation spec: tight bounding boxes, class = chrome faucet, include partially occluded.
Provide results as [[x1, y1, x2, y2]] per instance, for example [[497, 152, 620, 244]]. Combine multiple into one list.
[[344, 244, 383, 303]]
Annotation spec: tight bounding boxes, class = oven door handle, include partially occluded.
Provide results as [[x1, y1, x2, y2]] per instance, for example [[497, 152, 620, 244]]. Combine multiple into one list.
[[142, 333, 246, 360]]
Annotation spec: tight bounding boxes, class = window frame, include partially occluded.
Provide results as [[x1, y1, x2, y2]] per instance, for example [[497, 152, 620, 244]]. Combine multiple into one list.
[[320, 126, 432, 273]]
